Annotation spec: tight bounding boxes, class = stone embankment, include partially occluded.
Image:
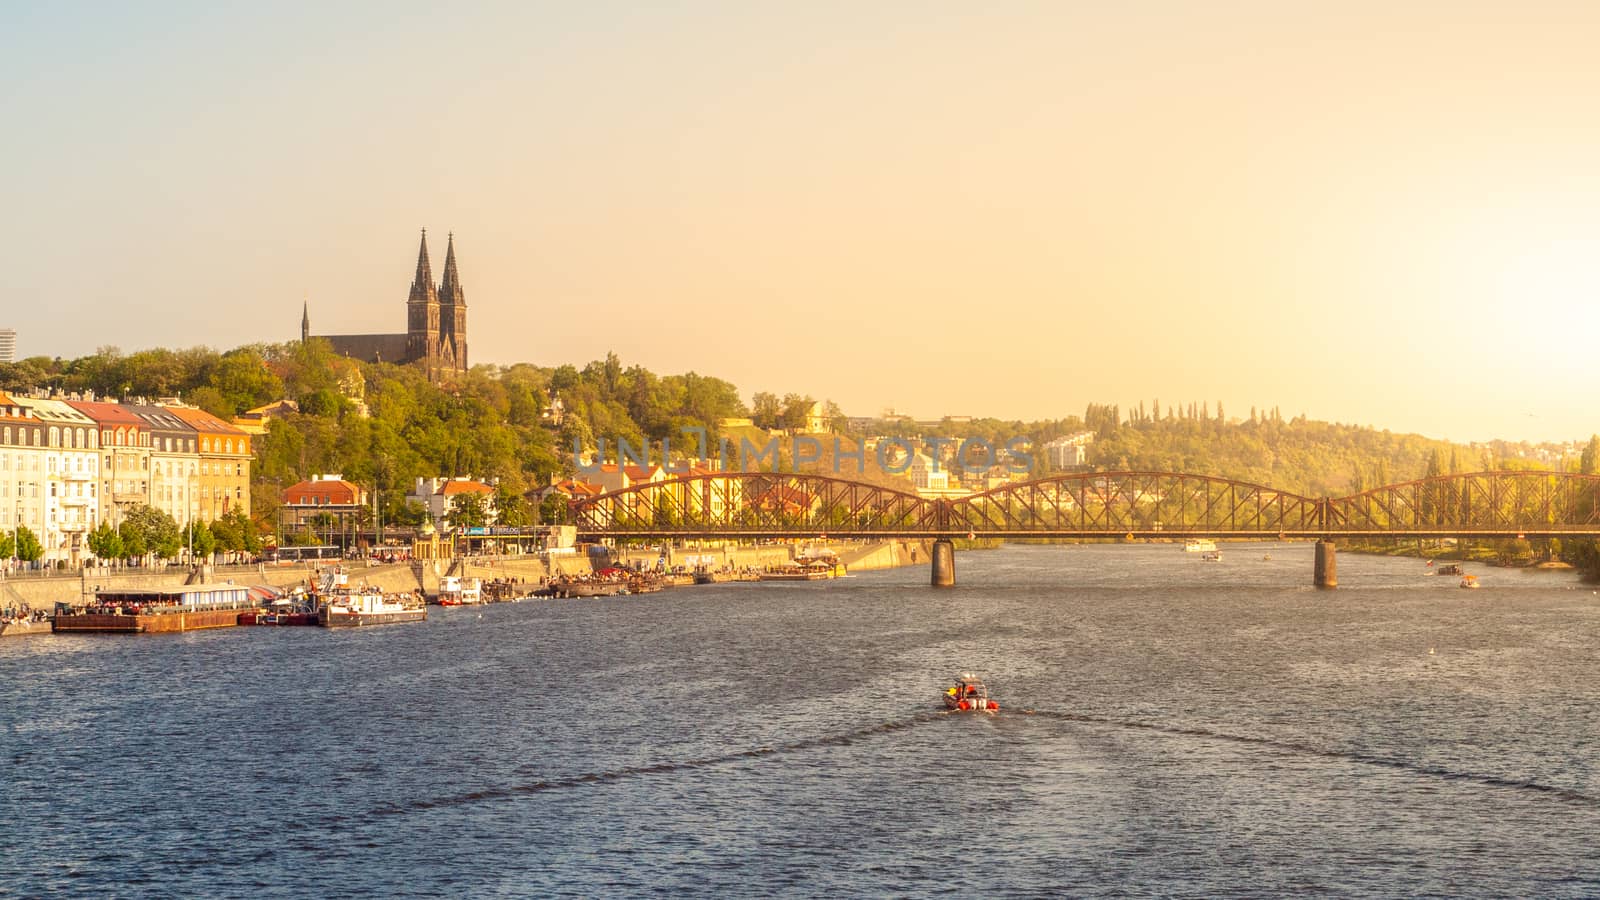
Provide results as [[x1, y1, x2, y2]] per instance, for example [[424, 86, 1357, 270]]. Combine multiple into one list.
[[0, 540, 937, 611]]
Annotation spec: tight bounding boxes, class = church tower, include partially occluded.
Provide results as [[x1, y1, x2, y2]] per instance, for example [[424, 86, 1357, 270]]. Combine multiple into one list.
[[300, 301, 310, 344], [437, 232, 469, 370], [405, 229, 441, 365]]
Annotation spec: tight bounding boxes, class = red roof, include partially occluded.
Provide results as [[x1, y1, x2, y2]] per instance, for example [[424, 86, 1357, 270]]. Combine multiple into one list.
[[283, 479, 363, 505], [440, 480, 494, 496], [65, 401, 145, 427]]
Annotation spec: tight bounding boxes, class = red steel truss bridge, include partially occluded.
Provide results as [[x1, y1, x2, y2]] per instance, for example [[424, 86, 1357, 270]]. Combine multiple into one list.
[[570, 470, 1600, 541]]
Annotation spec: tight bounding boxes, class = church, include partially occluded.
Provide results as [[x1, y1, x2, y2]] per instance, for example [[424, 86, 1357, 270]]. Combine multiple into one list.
[[302, 229, 469, 378]]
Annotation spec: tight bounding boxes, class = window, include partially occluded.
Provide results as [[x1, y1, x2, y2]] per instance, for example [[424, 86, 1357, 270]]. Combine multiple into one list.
[[49, 427, 59, 447]]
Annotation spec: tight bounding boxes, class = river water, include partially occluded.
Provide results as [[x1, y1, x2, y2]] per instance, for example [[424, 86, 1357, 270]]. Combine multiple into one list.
[[4, 543, 1599, 897]]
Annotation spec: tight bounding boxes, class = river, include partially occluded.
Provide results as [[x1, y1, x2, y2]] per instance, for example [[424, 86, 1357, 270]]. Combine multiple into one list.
[[3, 543, 1598, 897]]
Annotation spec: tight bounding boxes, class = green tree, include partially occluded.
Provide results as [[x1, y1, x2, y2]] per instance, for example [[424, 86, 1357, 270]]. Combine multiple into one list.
[[88, 520, 124, 562], [494, 483, 529, 527], [447, 493, 489, 530], [539, 493, 569, 525], [185, 521, 217, 559], [14, 526, 44, 563], [0, 529, 13, 560], [122, 505, 182, 560]]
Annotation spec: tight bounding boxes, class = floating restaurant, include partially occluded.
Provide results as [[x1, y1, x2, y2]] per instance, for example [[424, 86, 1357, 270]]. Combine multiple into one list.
[[53, 584, 257, 634]]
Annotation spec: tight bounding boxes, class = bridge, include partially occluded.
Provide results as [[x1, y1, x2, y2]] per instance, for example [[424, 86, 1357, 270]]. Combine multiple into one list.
[[570, 470, 1600, 587]]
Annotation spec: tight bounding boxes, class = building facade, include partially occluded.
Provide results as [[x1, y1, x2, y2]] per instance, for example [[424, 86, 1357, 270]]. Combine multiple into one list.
[[165, 406, 252, 522], [66, 401, 152, 529], [303, 230, 469, 379], [124, 404, 200, 529], [10, 397, 101, 564], [0, 328, 15, 363]]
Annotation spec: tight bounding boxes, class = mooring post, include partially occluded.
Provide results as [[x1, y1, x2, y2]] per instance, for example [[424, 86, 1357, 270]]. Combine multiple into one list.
[[1313, 539, 1337, 588], [931, 538, 956, 587]]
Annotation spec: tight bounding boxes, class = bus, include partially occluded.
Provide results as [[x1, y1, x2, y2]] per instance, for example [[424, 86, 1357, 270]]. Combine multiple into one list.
[[265, 545, 343, 563]]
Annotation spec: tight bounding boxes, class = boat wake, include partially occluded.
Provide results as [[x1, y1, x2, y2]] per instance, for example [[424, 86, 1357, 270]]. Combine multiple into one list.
[[1020, 709, 1599, 806], [374, 712, 950, 817]]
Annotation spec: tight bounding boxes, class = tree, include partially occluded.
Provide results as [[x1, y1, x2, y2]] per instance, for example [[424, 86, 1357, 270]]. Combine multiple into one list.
[[14, 526, 44, 563], [1582, 435, 1600, 476], [185, 521, 217, 559], [88, 520, 124, 562], [447, 493, 489, 530], [539, 493, 569, 525], [0, 530, 12, 560], [495, 483, 529, 527], [121, 505, 182, 560], [750, 392, 782, 429]]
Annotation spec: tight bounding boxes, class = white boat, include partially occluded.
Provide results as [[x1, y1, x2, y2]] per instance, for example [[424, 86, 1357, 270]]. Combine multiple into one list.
[[437, 575, 482, 606], [319, 586, 427, 627], [1201, 550, 1223, 562], [1184, 539, 1218, 553]]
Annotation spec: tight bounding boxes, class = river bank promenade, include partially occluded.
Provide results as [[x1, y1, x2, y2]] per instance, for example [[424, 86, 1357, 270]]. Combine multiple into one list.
[[0, 539, 934, 623]]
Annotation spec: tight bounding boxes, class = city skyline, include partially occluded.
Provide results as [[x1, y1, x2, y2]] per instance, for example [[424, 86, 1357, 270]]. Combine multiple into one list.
[[7, 3, 1600, 444]]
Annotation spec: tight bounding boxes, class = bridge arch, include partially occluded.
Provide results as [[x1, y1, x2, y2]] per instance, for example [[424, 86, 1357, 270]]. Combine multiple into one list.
[[948, 471, 1321, 537], [569, 471, 938, 537]]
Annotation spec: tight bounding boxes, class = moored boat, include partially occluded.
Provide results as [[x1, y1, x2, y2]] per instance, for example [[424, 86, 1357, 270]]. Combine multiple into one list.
[[943, 672, 999, 712], [53, 584, 259, 634], [318, 586, 427, 627], [436, 575, 482, 606], [1184, 538, 1218, 553]]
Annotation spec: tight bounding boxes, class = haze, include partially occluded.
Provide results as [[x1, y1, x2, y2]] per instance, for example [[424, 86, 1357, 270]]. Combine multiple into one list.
[[6, 2, 1599, 444]]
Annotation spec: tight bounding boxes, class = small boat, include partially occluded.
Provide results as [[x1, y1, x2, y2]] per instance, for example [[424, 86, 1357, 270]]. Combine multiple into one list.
[[1460, 575, 1480, 589], [1201, 550, 1222, 562], [1183, 539, 1218, 553], [436, 575, 482, 606], [1430, 563, 1463, 577], [942, 672, 999, 713]]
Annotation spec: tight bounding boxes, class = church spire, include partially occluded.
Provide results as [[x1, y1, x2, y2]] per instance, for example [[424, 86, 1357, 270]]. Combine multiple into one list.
[[301, 300, 310, 343], [439, 231, 465, 308], [411, 228, 435, 295]]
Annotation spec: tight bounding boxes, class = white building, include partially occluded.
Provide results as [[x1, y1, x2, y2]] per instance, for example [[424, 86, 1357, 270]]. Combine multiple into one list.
[[0, 328, 15, 363], [1045, 432, 1096, 470], [408, 476, 498, 526], [10, 396, 102, 565]]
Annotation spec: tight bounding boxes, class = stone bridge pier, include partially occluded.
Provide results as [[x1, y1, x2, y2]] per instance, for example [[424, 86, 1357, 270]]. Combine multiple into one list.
[[1314, 539, 1337, 588], [931, 539, 956, 587]]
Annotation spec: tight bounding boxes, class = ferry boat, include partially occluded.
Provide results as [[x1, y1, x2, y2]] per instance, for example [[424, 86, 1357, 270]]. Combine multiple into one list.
[[943, 673, 999, 712], [1184, 539, 1218, 553], [436, 575, 482, 606], [757, 562, 837, 581], [318, 586, 427, 627], [53, 584, 258, 634]]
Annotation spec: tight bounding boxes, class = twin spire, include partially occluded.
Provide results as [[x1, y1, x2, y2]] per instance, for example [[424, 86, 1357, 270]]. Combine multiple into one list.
[[410, 228, 466, 308]]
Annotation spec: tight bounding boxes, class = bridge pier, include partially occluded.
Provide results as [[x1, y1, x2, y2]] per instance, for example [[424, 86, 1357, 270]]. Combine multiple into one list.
[[1314, 539, 1337, 589], [931, 539, 956, 587]]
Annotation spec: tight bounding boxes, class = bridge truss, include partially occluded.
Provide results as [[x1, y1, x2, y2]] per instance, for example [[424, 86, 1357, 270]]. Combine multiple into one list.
[[569, 470, 1600, 540]]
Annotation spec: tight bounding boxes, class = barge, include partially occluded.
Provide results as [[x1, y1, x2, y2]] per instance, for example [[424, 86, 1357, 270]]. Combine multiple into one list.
[[53, 584, 258, 634]]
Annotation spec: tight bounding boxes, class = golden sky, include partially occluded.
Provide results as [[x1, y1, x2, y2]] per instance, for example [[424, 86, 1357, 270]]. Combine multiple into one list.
[[5, 2, 1600, 442]]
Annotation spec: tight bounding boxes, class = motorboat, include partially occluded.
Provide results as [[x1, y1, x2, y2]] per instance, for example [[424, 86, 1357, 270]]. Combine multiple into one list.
[[1429, 563, 1464, 577], [1460, 575, 1480, 589], [1201, 550, 1222, 562], [943, 673, 999, 712]]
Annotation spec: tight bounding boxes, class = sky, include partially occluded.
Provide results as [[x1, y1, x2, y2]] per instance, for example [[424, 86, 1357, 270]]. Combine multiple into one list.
[[5, 1, 1600, 444]]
